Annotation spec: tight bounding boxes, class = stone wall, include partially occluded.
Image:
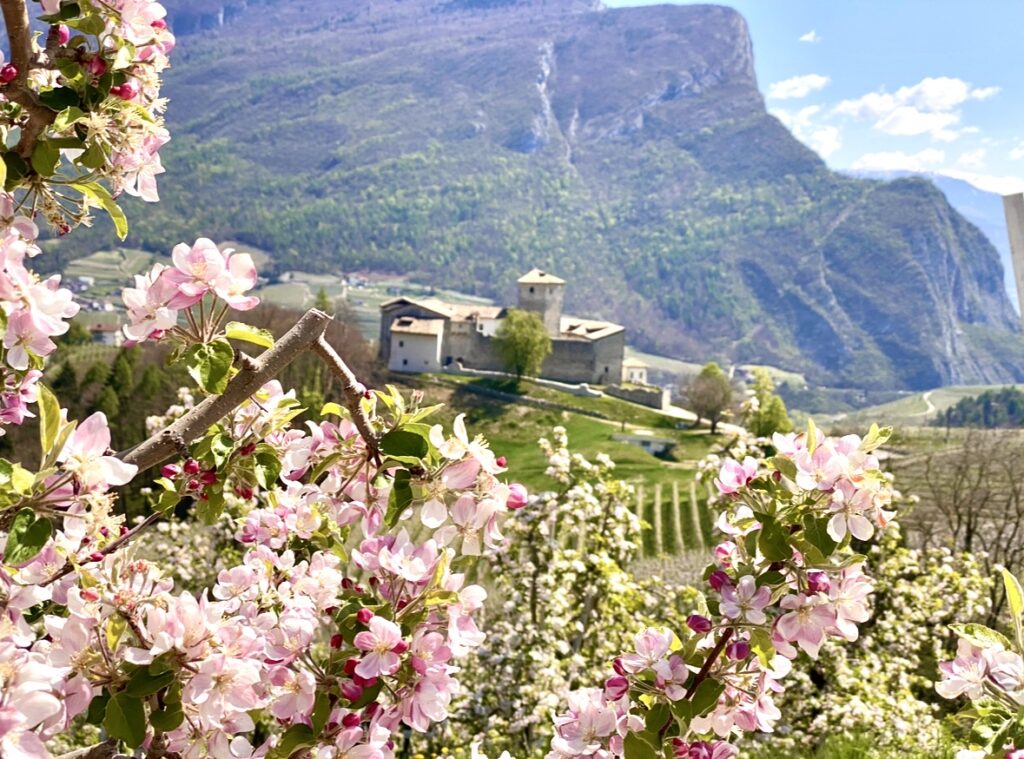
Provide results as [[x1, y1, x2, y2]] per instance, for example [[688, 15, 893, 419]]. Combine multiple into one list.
[[606, 383, 670, 410]]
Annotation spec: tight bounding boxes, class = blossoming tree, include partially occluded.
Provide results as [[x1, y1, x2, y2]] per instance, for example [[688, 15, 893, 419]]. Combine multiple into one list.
[[0, 0, 911, 758]]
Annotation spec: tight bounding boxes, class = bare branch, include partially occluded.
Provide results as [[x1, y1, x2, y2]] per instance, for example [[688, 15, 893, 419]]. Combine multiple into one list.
[[0, 0, 57, 157], [313, 334, 380, 460], [119, 309, 332, 472]]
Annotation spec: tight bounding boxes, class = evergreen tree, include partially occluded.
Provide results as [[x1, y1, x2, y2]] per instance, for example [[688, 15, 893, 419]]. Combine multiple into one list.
[[493, 309, 552, 384], [92, 385, 120, 421], [314, 287, 335, 315], [134, 364, 165, 402], [51, 362, 78, 398], [56, 321, 92, 346], [82, 361, 109, 387], [110, 352, 135, 400]]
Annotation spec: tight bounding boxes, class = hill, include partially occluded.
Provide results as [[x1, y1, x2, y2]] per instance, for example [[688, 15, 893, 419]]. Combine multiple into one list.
[[45, 0, 1024, 391]]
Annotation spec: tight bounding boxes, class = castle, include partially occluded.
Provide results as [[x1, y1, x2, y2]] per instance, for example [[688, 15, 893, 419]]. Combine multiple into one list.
[[379, 269, 625, 384]]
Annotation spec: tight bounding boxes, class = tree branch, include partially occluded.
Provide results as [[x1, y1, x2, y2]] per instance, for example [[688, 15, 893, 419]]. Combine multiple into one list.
[[313, 334, 380, 460], [684, 627, 732, 700], [119, 309, 333, 472], [55, 739, 126, 759], [0, 0, 56, 157]]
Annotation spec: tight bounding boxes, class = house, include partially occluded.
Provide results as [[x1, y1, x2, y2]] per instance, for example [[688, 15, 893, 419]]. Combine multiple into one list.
[[88, 323, 124, 347], [621, 357, 649, 386], [379, 269, 625, 384]]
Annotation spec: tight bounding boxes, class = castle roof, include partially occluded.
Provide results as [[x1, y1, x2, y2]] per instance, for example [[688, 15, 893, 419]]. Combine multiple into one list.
[[380, 296, 503, 321], [390, 316, 445, 336], [559, 315, 624, 341], [517, 268, 565, 285], [622, 357, 649, 368]]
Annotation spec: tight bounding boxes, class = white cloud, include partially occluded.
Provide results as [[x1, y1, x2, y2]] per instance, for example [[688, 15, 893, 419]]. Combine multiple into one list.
[[851, 148, 946, 172], [1010, 143, 1024, 161], [958, 148, 986, 168], [768, 74, 830, 100], [799, 29, 821, 43], [833, 77, 999, 141], [772, 106, 841, 159], [933, 169, 1024, 195]]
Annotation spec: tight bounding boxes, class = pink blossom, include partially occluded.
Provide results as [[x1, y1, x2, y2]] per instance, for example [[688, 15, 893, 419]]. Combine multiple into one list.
[[3, 311, 53, 370], [715, 457, 757, 495], [619, 627, 673, 674], [58, 412, 138, 491], [776, 594, 837, 658], [213, 251, 259, 311], [720, 575, 771, 625], [936, 639, 989, 700], [353, 616, 405, 678], [826, 480, 875, 542]]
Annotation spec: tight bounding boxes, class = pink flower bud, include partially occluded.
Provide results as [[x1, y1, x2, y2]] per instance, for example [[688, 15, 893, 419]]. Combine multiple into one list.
[[344, 659, 359, 676], [160, 464, 181, 479], [111, 81, 139, 101], [183, 458, 201, 475], [604, 675, 629, 700], [152, 18, 168, 30], [0, 65, 18, 84], [671, 738, 689, 758], [239, 442, 257, 456], [54, 25, 70, 45], [234, 486, 254, 500], [496, 456, 507, 468], [392, 640, 408, 655], [807, 571, 830, 594], [99, 527, 109, 537], [708, 569, 732, 592], [81, 588, 100, 602], [686, 615, 713, 635], [341, 712, 361, 728], [88, 552, 104, 562], [353, 674, 377, 688], [507, 483, 528, 510], [726, 640, 750, 661], [340, 681, 363, 702], [200, 470, 217, 485], [330, 634, 343, 649], [356, 608, 374, 625], [86, 56, 107, 77], [612, 657, 627, 677], [341, 578, 354, 590], [186, 478, 202, 492]]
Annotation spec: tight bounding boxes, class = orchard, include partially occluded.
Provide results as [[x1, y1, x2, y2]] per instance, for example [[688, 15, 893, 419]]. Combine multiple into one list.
[[0, 1, 1016, 758]]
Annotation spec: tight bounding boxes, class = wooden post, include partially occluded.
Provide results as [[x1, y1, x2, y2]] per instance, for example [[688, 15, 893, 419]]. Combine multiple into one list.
[[672, 481, 685, 551], [690, 481, 705, 547], [653, 483, 664, 555], [636, 484, 646, 557]]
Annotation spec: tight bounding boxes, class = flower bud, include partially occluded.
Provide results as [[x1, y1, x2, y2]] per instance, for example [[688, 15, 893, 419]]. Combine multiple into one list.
[[0, 65, 18, 84], [708, 569, 732, 592], [353, 674, 377, 688], [200, 470, 217, 485], [604, 675, 629, 700], [807, 571, 830, 594], [88, 552, 104, 563], [341, 712, 361, 728], [234, 486, 254, 500], [111, 81, 139, 101], [54, 24, 71, 44], [186, 478, 202, 492], [495, 456, 507, 468], [160, 464, 181, 479], [686, 615, 713, 635], [341, 578, 354, 590], [86, 56, 107, 77], [330, 634, 343, 649], [343, 659, 359, 676], [612, 657, 627, 677], [507, 483, 528, 510], [671, 738, 689, 758], [726, 640, 750, 661], [152, 18, 168, 30], [356, 608, 374, 625], [340, 680, 363, 702], [183, 458, 202, 475], [392, 640, 409, 654], [239, 442, 257, 456]]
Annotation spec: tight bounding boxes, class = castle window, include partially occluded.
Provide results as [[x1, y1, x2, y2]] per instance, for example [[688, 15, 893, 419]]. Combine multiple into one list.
[[529, 286, 535, 293], [399, 340, 404, 348], [403, 359, 408, 366]]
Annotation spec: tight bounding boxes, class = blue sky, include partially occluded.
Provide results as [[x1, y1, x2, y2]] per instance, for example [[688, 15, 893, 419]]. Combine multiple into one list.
[[604, 0, 1024, 193]]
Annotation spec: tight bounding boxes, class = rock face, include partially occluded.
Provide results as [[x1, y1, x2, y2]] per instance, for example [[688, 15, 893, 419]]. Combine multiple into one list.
[[87, 0, 1024, 389]]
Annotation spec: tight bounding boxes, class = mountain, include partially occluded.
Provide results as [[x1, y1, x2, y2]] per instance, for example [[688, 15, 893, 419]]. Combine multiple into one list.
[[48, 0, 1024, 391], [849, 170, 1018, 312]]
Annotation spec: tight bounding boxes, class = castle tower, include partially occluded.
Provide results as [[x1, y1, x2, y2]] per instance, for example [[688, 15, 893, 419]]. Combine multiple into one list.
[[1002, 192, 1024, 323], [517, 269, 565, 336]]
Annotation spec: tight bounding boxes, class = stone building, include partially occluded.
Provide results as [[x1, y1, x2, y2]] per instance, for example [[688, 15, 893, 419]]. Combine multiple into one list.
[[379, 269, 625, 384]]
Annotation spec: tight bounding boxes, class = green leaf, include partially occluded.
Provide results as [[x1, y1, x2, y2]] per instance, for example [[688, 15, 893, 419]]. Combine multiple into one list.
[[771, 455, 797, 480], [378, 428, 429, 460], [311, 692, 331, 734], [70, 181, 128, 240], [85, 692, 109, 725], [385, 469, 413, 528], [254, 447, 282, 490], [183, 339, 235, 395], [38, 383, 61, 457], [4, 509, 52, 566], [104, 693, 146, 749], [861, 423, 892, 452], [757, 515, 792, 562], [623, 731, 659, 759], [31, 140, 60, 177], [38, 86, 80, 111], [806, 418, 818, 454], [3, 152, 29, 190], [0, 155, 7, 190], [125, 668, 175, 698], [149, 704, 184, 733], [802, 514, 838, 558], [321, 401, 345, 417], [196, 487, 225, 525], [644, 703, 671, 734], [688, 678, 725, 717], [53, 106, 85, 131], [225, 321, 274, 349], [749, 628, 775, 668], [950, 623, 1013, 650], [269, 724, 316, 759]]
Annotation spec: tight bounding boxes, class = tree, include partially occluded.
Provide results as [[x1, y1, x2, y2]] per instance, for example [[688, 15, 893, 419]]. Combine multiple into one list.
[[493, 308, 552, 383], [314, 286, 335, 315], [110, 352, 135, 400], [745, 368, 793, 437], [92, 385, 121, 421], [55, 320, 92, 346], [51, 362, 78, 398], [684, 362, 733, 433]]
